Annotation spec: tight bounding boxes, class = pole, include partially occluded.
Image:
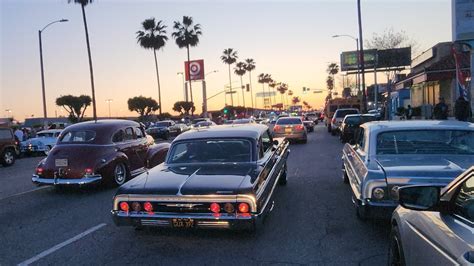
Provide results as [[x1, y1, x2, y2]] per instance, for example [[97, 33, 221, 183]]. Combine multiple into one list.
[[182, 75, 186, 102], [153, 49, 162, 115], [470, 46, 474, 120], [374, 52, 378, 110], [228, 65, 234, 106], [202, 80, 208, 118], [39, 30, 47, 120], [387, 73, 392, 120], [357, 0, 367, 113], [240, 76, 245, 108], [185, 82, 189, 102], [249, 71, 254, 108], [355, 38, 360, 95]]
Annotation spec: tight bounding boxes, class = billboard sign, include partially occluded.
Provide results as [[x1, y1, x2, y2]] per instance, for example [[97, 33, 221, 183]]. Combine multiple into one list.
[[452, 0, 474, 41], [185, 59, 205, 81], [340, 49, 376, 71], [340, 47, 411, 71]]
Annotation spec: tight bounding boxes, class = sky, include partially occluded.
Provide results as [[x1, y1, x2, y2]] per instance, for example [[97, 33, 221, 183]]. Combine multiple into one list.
[[1, 0, 452, 121]]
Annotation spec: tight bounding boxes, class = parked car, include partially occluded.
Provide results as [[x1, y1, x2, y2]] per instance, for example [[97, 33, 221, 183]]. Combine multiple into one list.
[[20, 129, 62, 156], [302, 118, 315, 132], [32, 120, 170, 187], [342, 120, 474, 220], [111, 124, 290, 231], [389, 167, 474, 265], [194, 120, 217, 128], [330, 108, 359, 135], [304, 112, 320, 124], [191, 118, 211, 128], [146, 120, 182, 140], [339, 114, 377, 143], [232, 118, 256, 124], [272, 117, 307, 143], [0, 127, 18, 167]]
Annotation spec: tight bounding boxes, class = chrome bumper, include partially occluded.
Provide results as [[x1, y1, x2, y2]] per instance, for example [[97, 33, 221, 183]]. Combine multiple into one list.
[[273, 132, 306, 140], [32, 174, 102, 186]]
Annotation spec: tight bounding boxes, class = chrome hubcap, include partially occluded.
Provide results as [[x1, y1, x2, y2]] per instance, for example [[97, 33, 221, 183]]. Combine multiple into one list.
[[114, 164, 126, 184], [4, 151, 14, 164], [44, 146, 51, 155]]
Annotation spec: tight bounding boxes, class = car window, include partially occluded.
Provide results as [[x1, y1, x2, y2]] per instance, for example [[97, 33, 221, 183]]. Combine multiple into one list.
[[262, 130, 273, 153], [345, 116, 361, 125], [453, 176, 474, 223], [60, 130, 96, 143], [336, 110, 359, 118], [276, 118, 302, 125], [134, 127, 144, 138], [357, 128, 365, 151], [0, 129, 12, 140], [168, 139, 251, 163], [124, 127, 134, 141], [112, 129, 124, 143]]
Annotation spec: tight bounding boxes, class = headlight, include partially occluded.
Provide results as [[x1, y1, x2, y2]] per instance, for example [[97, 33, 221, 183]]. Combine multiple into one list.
[[372, 188, 385, 200], [391, 186, 400, 200]]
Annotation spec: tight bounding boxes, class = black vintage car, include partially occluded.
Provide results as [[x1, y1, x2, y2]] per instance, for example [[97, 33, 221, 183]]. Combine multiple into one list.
[[111, 124, 290, 231], [339, 114, 377, 143]]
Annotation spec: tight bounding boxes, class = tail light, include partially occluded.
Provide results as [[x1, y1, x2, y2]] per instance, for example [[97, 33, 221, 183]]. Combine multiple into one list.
[[36, 167, 44, 175], [295, 125, 304, 131], [210, 202, 220, 213], [143, 202, 153, 212], [131, 202, 141, 212], [84, 168, 93, 175], [119, 202, 129, 212], [273, 125, 281, 132], [331, 118, 336, 124], [238, 203, 249, 213]]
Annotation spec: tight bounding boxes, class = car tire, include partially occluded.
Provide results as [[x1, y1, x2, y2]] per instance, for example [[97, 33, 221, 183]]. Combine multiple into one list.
[[355, 203, 367, 221], [1, 148, 16, 167], [279, 163, 287, 185], [43, 145, 52, 156], [111, 162, 128, 187], [388, 225, 406, 266]]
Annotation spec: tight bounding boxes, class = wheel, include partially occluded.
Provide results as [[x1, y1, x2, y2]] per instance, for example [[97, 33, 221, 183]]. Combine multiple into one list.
[[279, 163, 287, 185], [111, 162, 128, 187], [1, 149, 16, 167], [43, 145, 52, 156], [388, 225, 406, 266]]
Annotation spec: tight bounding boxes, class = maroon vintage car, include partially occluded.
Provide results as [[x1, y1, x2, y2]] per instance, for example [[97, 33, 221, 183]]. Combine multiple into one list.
[[32, 120, 170, 187]]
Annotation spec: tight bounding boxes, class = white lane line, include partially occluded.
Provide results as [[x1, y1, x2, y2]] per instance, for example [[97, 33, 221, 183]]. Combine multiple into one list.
[[0, 186, 50, 201], [18, 223, 107, 266]]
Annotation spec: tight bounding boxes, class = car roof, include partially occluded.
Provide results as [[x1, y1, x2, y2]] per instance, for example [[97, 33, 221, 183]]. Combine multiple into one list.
[[335, 108, 359, 112], [361, 120, 474, 133], [61, 119, 141, 144], [345, 114, 376, 118], [37, 129, 63, 134], [174, 124, 268, 141]]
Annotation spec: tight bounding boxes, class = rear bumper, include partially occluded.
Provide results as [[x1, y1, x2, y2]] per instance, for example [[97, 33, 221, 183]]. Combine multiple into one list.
[[273, 132, 306, 140], [32, 174, 102, 186]]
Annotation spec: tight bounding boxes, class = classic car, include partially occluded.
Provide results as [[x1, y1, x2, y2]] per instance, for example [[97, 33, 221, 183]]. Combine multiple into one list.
[[302, 116, 315, 132], [272, 117, 307, 143], [0, 127, 17, 167], [339, 114, 377, 143], [193, 120, 217, 128], [389, 167, 474, 265], [32, 120, 170, 187], [111, 124, 290, 231], [146, 120, 182, 140], [20, 129, 62, 156], [342, 120, 474, 220]]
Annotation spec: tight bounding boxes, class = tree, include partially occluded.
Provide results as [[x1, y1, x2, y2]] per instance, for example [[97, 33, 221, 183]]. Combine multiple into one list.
[[365, 27, 418, 51], [244, 58, 256, 108], [136, 18, 168, 115], [172, 16, 202, 104], [258, 73, 267, 108], [172, 101, 195, 115], [56, 95, 92, 123], [221, 48, 238, 106], [68, 0, 97, 121], [277, 83, 288, 107], [268, 79, 277, 104], [127, 96, 159, 119], [291, 96, 301, 105], [234, 62, 247, 107]]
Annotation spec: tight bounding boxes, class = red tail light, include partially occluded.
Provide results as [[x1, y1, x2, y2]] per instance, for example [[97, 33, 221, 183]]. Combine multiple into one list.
[[85, 168, 93, 175], [36, 167, 44, 175], [119, 202, 129, 212], [273, 125, 281, 132], [295, 125, 304, 131], [238, 203, 249, 213], [210, 202, 220, 213], [143, 202, 153, 212], [331, 118, 336, 124]]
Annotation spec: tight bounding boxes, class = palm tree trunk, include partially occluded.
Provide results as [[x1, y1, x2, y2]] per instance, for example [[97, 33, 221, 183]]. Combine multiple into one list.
[[228, 64, 233, 106], [186, 45, 193, 115], [262, 83, 265, 109], [249, 71, 254, 109], [153, 49, 162, 115], [81, 4, 97, 121], [240, 75, 245, 108]]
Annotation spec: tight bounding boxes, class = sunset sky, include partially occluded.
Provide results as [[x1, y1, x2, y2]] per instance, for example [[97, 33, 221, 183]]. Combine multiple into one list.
[[1, 0, 451, 121]]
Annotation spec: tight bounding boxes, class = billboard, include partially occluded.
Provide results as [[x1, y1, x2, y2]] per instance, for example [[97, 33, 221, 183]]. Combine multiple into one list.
[[185, 59, 205, 81], [340, 49, 376, 71], [452, 0, 474, 41], [340, 47, 411, 71]]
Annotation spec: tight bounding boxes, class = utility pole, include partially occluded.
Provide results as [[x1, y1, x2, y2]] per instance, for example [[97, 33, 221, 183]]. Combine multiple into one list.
[[357, 0, 368, 113]]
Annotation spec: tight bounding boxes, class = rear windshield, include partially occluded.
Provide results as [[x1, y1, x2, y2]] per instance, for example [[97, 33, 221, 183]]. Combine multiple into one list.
[[335, 110, 359, 118], [276, 118, 302, 125], [59, 130, 96, 143], [168, 139, 251, 163], [37, 132, 56, 138], [345, 116, 376, 125]]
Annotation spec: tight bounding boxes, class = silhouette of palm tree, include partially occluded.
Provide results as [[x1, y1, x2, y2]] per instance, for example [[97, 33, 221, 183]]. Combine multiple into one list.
[[234, 62, 247, 107], [244, 58, 256, 108], [221, 48, 238, 106]]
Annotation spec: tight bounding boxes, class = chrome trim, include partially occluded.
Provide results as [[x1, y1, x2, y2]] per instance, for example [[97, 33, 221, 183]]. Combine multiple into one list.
[[113, 211, 253, 221], [32, 174, 102, 186]]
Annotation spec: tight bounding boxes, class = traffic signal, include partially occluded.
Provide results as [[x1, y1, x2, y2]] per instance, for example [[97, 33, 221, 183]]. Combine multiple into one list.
[[223, 108, 229, 114]]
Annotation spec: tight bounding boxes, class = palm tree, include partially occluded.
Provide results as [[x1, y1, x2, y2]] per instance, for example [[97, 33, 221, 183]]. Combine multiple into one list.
[[136, 18, 168, 115], [258, 73, 266, 108], [244, 59, 255, 108], [263, 74, 272, 108], [327, 62, 339, 96], [234, 62, 247, 107], [172, 16, 202, 105], [68, 0, 97, 120], [268, 79, 277, 105], [277, 82, 288, 107], [221, 48, 238, 106]]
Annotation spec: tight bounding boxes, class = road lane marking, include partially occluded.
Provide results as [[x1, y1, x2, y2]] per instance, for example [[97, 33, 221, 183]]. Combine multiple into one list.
[[0, 186, 50, 201], [18, 223, 107, 266]]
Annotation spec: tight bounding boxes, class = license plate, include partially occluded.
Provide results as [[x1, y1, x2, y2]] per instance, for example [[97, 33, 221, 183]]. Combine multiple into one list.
[[55, 159, 68, 167], [172, 218, 194, 228], [285, 128, 292, 133]]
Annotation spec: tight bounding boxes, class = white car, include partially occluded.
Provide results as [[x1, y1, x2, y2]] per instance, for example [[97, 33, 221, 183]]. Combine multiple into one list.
[[330, 108, 359, 135]]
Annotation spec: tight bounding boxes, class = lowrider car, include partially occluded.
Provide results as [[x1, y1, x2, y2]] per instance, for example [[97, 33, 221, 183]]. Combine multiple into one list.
[[111, 124, 290, 231], [389, 167, 474, 265], [32, 120, 170, 187], [20, 129, 62, 156], [146, 120, 182, 140], [342, 120, 474, 220]]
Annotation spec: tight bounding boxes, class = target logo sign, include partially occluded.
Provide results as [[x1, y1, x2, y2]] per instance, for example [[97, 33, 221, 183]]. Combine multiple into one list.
[[185, 59, 205, 81]]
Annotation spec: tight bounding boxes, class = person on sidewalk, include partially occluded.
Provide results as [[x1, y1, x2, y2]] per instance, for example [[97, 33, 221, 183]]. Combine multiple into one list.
[[454, 96, 471, 122], [433, 97, 448, 120], [405, 105, 413, 120]]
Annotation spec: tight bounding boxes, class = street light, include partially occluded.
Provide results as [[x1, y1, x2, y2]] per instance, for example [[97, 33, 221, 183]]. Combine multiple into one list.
[[177, 72, 186, 102], [205, 70, 218, 77], [105, 99, 113, 118], [39, 19, 68, 122]]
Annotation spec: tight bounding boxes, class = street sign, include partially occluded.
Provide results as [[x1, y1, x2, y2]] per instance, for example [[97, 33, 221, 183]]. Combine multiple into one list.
[[185, 59, 205, 81], [255, 91, 276, 97]]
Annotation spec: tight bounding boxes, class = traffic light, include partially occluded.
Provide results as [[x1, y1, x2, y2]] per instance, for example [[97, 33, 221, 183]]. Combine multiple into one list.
[[223, 107, 229, 114]]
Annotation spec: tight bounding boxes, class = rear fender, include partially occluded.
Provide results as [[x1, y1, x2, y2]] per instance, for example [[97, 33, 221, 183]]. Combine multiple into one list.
[[96, 152, 130, 176], [146, 143, 170, 168]]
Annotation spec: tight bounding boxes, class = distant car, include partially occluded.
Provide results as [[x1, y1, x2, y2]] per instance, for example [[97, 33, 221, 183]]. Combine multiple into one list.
[[302, 118, 315, 132], [272, 117, 307, 143], [146, 120, 182, 140], [342, 120, 474, 220], [233, 118, 256, 124], [194, 121, 217, 128], [367, 109, 382, 120], [191, 118, 211, 128], [339, 114, 377, 143], [304, 112, 320, 123], [32, 120, 170, 187], [0, 127, 17, 167], [330, 108, 359, 135], [20, 129, 62, 156], [389, 167, 474, 265]]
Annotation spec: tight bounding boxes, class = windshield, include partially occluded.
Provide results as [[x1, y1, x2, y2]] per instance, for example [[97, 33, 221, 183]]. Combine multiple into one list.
[[277, 118, 302, 125], [168, 139, 251, 163], [377, 130, 474, 155], [59, 130, 96, 143], [37, 132, 55, 138]]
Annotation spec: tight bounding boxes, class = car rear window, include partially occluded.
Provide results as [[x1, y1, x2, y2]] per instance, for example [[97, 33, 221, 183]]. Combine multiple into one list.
[[168, 139, 251, 163], [0, 129, 12, 140], [335, 110, 359, 118], [59, 130, 96, 143], [276, 118, 302, 125], [344, 116, 362, 125]]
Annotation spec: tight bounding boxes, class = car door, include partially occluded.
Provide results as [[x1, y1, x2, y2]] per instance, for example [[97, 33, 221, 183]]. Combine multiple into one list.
[[113, 127, 139, 171], [345, 128, 368, 199], [405, 175, 474, 265]]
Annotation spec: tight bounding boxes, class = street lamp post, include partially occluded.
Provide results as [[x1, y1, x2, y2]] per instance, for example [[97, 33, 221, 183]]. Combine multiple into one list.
[[177, 72, 186, 102], [202, 70, 218, 118], [39, 19, 68, 122], [332, 34, 360, 95], [105, 99, 113, 118]]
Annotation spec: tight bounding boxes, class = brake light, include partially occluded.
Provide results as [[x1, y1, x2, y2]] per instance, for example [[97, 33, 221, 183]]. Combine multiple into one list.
[[238, 203, 249, 213], [331, 118, 336, 124], [36, 167, 43, 175], [273, 125, 281, 132], [143, 202, 153, 212], [119, 202, 129, 212], [295, 125, 304, 131], [210, 203, 220, 213], [85, 168, 93, 175]]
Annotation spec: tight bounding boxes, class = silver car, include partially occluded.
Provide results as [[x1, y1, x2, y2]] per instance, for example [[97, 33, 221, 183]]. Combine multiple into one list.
[[272, 117, 307, 143], [389, 167, 474, 265]]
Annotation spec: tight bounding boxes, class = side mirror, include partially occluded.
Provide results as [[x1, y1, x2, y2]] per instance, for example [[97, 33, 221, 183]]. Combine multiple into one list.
[[398, 185, 440, 211]]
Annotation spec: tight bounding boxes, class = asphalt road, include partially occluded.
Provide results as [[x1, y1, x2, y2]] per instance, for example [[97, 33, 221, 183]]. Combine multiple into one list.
[[0, 125, 389, 265]]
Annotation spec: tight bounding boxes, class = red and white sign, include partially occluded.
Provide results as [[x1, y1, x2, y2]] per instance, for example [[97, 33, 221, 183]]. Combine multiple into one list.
[[185, 59, 205, 81]]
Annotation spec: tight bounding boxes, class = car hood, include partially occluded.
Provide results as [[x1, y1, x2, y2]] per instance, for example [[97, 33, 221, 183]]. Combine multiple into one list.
[[375, 154, 473, 185], [117, 163, 258, 196]]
